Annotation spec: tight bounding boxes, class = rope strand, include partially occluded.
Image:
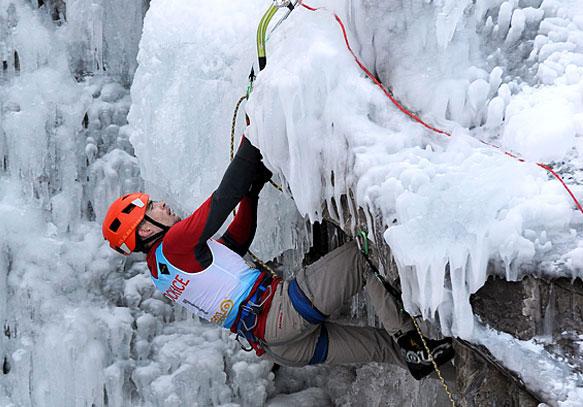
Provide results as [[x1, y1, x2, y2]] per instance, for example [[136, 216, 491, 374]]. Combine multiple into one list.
[[412, 318, 457, 406], [301, 2, 583, 218], [229, 95, 278, 277]]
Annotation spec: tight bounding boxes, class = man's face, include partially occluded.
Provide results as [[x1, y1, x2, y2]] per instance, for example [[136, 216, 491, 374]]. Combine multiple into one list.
[[147, 201, 181, 227]]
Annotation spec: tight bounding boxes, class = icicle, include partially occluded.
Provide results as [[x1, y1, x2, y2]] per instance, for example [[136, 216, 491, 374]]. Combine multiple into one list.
[[505, 9, 526, 46], [13, 50, 19, 73], [90, 2, 104, 73], [435, 0, 473, 49], [542, 284, 555, 337]]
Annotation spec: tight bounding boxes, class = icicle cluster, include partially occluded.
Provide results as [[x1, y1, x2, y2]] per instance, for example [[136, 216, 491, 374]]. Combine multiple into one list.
[[245, 0, 583, 339]]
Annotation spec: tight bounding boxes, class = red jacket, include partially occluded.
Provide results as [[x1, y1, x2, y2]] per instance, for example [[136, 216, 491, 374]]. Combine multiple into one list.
[[146, 137, 277, 342]]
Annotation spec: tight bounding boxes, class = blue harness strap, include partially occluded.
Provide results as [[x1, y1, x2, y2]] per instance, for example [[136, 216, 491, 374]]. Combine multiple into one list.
[[236, 277, 330, 364], [309, 324, 329, 365], [288, 279, 329, 364], [288, 279, 328, 324]]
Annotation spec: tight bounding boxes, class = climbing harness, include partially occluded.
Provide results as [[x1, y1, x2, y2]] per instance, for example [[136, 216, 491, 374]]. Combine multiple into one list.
[[287, 279, 330, 364], [232, 269, 330, 364], [232, 271, 276, 355], [288, 279, 328, 324]]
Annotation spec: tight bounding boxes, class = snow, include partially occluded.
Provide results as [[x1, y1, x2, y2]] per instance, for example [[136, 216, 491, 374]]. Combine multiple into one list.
[[502, 82, 581, 163], [1, 0, 583, 405], [475, 323, 583, 407], [562, 245, 583, 276], [266, 387, 330, 406]]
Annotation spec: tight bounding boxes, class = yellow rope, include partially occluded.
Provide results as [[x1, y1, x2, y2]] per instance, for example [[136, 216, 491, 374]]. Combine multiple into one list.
[[411, 317, 456, 406], [248, 251, 277, 277], [359, 228, 455, 402], [230, 96, 278, 277], [230, 95, 248, 161]]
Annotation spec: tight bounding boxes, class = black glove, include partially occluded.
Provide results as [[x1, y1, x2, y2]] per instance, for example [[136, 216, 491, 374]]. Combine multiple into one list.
[[248, 161, 272, 198], [236, 136, 263, 163]]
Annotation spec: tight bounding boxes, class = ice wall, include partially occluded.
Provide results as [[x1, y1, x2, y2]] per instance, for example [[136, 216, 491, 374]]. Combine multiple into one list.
[[128, 0, 312, 263], [0, 1, 305, 406], [1, 0, 582, 405], [0, 1, 141, 404], [63, 0, 147, 84], [243, 0, 583, 339]]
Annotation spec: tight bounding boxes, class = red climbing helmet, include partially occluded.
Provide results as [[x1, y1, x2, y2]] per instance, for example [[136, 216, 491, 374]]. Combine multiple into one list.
[[102, 192, 150, 255]]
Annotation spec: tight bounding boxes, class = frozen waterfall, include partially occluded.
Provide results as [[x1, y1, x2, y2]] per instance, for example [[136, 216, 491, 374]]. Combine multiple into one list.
[[1, 0, 583, 405]]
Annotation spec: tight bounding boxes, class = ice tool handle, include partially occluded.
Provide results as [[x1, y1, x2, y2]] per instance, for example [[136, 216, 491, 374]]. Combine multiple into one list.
[[257, 1, 296, 71], [247, 1, 297, 97]]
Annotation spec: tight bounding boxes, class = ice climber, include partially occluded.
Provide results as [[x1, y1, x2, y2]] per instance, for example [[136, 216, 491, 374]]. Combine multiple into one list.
[[102, 136, 454, 379]]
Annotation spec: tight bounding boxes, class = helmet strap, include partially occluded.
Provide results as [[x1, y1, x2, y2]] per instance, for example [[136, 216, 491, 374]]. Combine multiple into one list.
[[143, 214, 171, 232], [140, 230, 166, 247], [136, 214, 172, 251]]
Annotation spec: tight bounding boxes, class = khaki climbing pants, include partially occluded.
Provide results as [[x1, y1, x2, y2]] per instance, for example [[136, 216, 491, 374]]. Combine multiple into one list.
[[262, 241, 412, 367]]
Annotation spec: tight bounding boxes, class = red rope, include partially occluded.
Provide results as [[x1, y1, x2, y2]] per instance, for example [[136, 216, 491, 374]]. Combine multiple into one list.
[[300, 2, 583, 216], [301, 4, 450, 137], [537, 163, 583, 214], [300, 2, 318, 11], [332, 14, 451, 137]]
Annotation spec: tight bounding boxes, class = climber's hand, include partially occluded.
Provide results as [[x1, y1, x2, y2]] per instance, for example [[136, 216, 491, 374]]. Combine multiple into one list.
[[248, 162, 272, 198]]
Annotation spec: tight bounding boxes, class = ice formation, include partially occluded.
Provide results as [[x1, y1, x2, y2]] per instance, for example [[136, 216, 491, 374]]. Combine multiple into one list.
[[128, 0, 311, 265], [1, 0, 583, 405], [131, 0, 583, 401], [244, 0, 583, 340], [0, 1, 284, 405]]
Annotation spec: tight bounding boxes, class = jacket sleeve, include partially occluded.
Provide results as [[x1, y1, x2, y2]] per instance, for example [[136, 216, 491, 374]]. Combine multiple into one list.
[[163, 137, 264, 271], [218, 149, 272, 256], [218, 195, 258, 256]]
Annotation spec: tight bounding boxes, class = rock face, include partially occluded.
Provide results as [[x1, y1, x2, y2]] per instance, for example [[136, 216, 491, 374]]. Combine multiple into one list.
[[455, 343, 539, 407], [309, 212, 581, 406], [473, 277, 583, 342], [466, 276, 583, 405]]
